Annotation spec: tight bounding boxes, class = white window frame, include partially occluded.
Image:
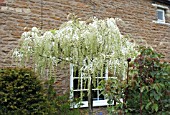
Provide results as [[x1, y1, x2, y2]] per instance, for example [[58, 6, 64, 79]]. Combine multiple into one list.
[[156, 8, 165, 23], [70, 64, 114, 108], [152, 3, 170, 26]]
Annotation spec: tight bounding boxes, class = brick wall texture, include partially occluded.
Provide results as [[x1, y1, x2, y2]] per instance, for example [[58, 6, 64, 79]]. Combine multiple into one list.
[[0, 0, 170, 67], [0, 0, 170, 110]]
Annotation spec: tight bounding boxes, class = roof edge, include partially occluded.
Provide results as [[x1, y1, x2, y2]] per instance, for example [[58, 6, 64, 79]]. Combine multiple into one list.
[[153, 0, 170, 5]]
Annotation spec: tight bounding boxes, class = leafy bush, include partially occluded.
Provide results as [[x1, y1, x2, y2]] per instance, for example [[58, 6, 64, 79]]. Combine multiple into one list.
[[126, 47, 170, 114], [100, 47, 170, 115], [0, 67, 47, 114], [0, 67, 84, 115], [44, 78, 82, 115]]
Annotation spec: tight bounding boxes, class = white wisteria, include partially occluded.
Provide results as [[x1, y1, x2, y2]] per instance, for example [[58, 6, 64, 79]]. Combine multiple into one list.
[[13, 17, 138, 79]]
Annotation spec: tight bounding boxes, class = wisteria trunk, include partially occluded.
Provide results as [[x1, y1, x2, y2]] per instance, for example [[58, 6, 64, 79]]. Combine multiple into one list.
[[88, 75, 93, 115]]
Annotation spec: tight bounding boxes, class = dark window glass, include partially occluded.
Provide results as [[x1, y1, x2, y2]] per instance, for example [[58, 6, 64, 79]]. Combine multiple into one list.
[[157, 11, 163, 20]]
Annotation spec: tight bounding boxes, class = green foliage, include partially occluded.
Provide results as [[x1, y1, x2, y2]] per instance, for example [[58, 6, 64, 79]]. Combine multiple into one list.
[[44, 78, 82, 115], [126, 47, 170, 114], [99, 78, 127, 114], [0, 67, 47, 115], [100, 47, 170, 115], [0, 68, 83, 115]]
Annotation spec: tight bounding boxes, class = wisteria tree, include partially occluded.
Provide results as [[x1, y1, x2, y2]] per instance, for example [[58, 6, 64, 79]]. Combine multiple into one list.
[[12, 16, 138, 115]]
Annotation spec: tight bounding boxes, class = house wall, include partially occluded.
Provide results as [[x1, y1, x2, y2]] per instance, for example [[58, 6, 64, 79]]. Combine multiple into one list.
[[0, 0, 170, 68], [0, 0, 170, 111]]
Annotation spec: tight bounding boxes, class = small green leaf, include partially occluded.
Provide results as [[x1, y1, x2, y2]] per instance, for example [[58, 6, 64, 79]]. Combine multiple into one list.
[[97, 86, 102, 90], [145, 102, 152, 110], [141, 105, 145, 110], [165, 104, 170, 108], [5, 98, 7, 102], [141, 86, 145, 92], [154, 85, 159, 93], [107, 99, 113, 104], [154, 95, 160, 101], [152, 103, 158, 112]]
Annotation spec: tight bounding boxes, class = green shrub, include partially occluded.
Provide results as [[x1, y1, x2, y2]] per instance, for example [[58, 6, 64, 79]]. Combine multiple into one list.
[[0, 67, 47, 115], [100, 47, 170, 115], [0, 67, 84, 115], [44, 78, 82, 115], [126, 47, 170, 114]]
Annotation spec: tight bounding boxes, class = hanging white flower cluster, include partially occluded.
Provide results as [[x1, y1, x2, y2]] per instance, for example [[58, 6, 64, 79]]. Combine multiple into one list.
[[13, 17, 138, 79]]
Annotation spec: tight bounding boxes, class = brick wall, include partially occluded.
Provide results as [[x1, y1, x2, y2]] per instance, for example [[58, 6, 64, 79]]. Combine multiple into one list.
[[0, 0, 170, 98], [0, 0, 169, 113], [0, 0, 169, 67]]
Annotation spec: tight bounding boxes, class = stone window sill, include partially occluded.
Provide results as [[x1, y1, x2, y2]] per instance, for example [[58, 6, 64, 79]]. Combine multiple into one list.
[[152, 20, 170, 26]]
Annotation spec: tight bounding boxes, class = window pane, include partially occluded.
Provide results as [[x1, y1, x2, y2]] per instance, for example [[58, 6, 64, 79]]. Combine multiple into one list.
[[157, 10, 164, 20], [92, 90, 98, 100], [92, 79, 97, 89], [92, 90, 105, 100], [74, 91, 88, 101], [73, 79, 80, 89], [96, 69, 106, 77], [74, 90, 105, 101], [99, 90, 104, 100], [92, 78, 105, 89], [73, 66, 79, 77], [82, 79, 88, 89], [82, 91, 88, 101], [74, 91, 80, 99]]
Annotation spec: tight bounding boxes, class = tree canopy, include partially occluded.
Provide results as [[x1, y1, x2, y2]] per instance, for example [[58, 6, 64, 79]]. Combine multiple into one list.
[[12, 17, 138, 80]]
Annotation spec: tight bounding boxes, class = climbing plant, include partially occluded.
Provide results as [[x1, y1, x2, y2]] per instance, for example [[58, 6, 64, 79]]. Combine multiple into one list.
[[12, 16, 138, 114]]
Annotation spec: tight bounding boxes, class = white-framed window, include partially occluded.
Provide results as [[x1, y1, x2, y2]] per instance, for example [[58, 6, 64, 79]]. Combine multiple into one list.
[[152, 3, 170, 25], [157, 8, 165, 23], [70, 64, 111, 108]]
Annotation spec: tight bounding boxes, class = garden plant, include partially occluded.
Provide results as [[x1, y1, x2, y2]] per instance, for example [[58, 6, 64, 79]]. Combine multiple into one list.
[[0, 68, 47, 114], [100, 47, 170, 115], [12, 15, 138, 114], [0, 67, 83, 115]]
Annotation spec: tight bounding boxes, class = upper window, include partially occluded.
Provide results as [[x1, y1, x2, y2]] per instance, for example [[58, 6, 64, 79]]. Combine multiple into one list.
[[152, 3, 169, 24], [70, 64, 110, 108], [157, 8, 165, 23]]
